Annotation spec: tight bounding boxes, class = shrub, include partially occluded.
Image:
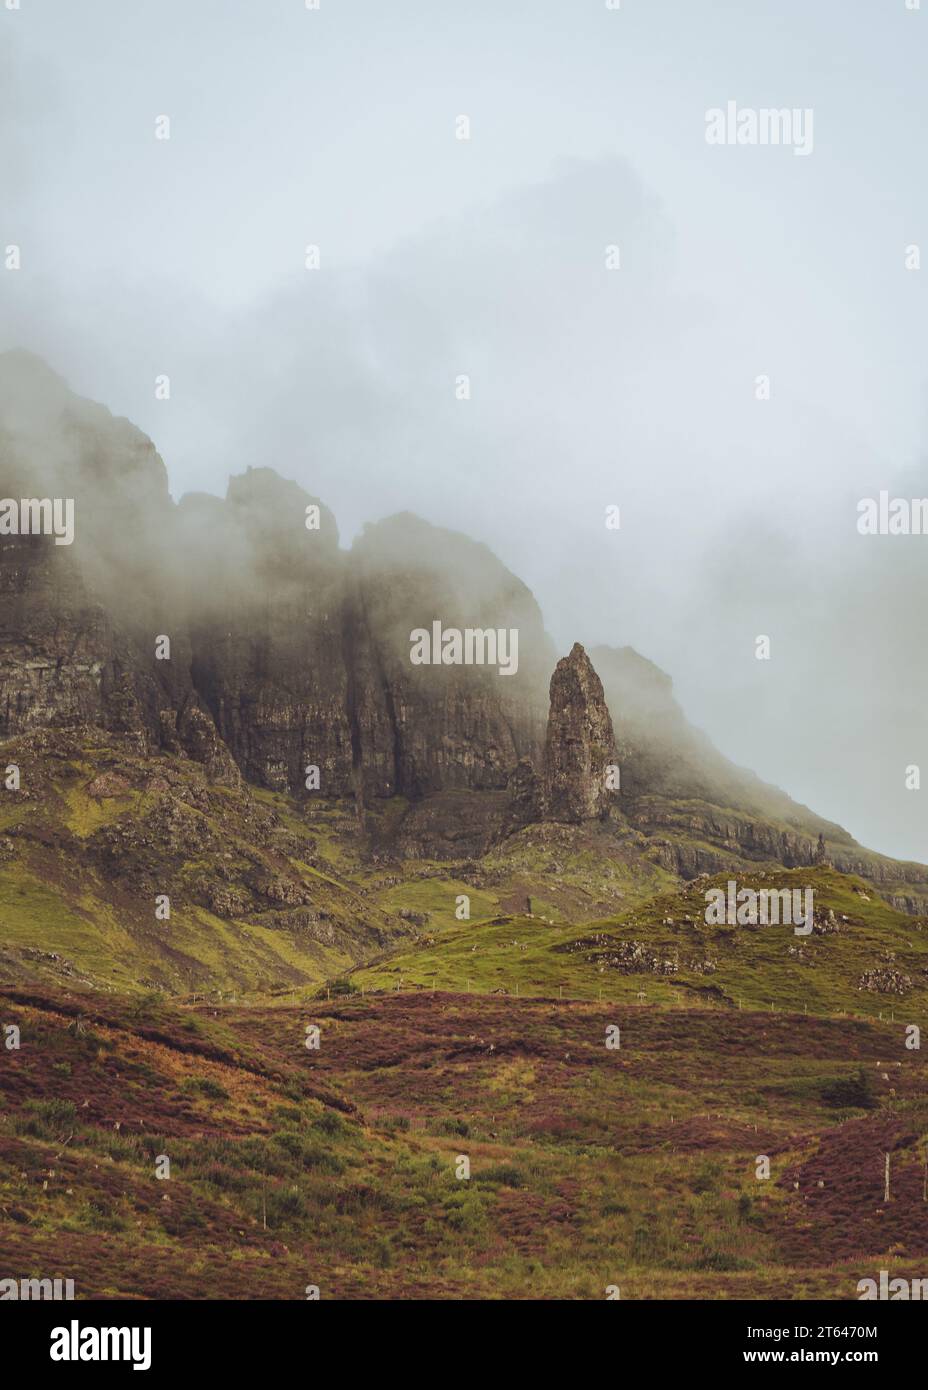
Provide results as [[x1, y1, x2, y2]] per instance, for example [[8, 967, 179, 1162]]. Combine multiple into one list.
[[160, 1203, 206, 1237], [263, 1185, 307, 1229], [271, 1105, 303, 1127], [16, 1098, 77, 1141], [313, 1110, 347, 1139], [375, 1235, 394, 1269], [632, 1221, 658, 1261], [476, 1163, 524, 1188], [692, 1248, 753, 1272], [201, 1162, 246, 1192], [272, 1130, 304, 1159], [690, 1159, 723, 1195], [441, 1189, 486, 1234], [129, 992, 162, 1021], [820, 1067, 877, 1110], [181, 1076, 229, 1101], [430, 1117, 470, 1139], [301, 1143, 345, 1175]]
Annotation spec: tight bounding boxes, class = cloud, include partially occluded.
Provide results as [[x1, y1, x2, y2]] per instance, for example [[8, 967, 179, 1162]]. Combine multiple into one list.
[[2, 6, 928, 861]]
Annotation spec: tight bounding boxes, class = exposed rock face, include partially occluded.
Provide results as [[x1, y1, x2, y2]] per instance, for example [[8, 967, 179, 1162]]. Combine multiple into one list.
[[177, 470, 355, 797], [382, 789, 513, 860], [504, 756, 542, 832], [167, 706, 242, 788], [0, 352, 195, 747], [543, 643, 616, 823], [0, 354, 552, 808], [5, 352, 928, 910], [177, 500, 552, 804], [348, 514, 551, 801]]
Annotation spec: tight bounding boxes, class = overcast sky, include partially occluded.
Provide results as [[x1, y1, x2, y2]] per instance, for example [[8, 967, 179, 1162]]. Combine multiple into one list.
[[2, 0, 928, 861]]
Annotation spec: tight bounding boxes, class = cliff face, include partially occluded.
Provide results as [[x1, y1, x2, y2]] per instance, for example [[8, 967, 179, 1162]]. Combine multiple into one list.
[[176, 471, 355, 796], [175, 493, 553, 804], [348, 514, 551, 800], [4, 352, 928, 911], [0, 352, 195, 748], [0, 354, 552, 805]]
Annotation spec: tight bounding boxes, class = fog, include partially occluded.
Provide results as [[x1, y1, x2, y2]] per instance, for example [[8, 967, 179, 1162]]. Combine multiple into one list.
[[2, 0, 927, 860]]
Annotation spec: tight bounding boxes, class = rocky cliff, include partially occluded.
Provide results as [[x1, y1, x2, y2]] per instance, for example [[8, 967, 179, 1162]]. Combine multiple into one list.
[[0, 352, 196, 747], [0, 353, 552, 809], [3, 351, 928, 909]]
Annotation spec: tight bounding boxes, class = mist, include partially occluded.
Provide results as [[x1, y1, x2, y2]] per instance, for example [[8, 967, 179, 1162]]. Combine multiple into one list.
[[2, 0, 927, 860]]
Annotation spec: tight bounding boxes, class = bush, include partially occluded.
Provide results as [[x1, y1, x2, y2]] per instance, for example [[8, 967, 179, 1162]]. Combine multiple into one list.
[[430, 1117, 470, 1139], [201, 1162, 246, 1192], [313, 1110, 347, 1139], [271, 1105, 303, 1127], [476, 1163, 524, 1188], [181, 1076, 229, 1101], [375, 1235, 393, 1269], [632, 1221, 658, 1261], [820, 1067, 877, 1109], [301, 1143, 344, 1174], [272, 1130, 304, 1159], [129, 992, 162, 1021], [161, 1203, 206, 1237], [441, 1189, 486, 1234], [16, 1098, 77, 1141], [78, 1196, 128, 1234], [263, 1185, 307, 1229], [689, 1159, 723, 1195]]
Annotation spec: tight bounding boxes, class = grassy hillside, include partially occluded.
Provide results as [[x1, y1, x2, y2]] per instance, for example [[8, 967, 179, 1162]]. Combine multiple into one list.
[[1, 984, 926, 1299], [350, 867, 928, 1020], [3, 729, 928, 1300], [0, 728, 416, 998]]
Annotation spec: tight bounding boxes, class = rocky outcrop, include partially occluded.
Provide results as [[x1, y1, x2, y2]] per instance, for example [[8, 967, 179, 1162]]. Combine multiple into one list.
[[177, 471, 355, 797], [504, 756, 543, 832], [0, 354, 552, 806], [543, 643, 616, 823], [5, 352, 928, 911], [0, 353, 196, 747]]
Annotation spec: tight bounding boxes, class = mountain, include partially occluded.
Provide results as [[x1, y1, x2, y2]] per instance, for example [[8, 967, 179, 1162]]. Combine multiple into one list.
[[4, 353, 928, 1305], [2, 348, 928, 1010]]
